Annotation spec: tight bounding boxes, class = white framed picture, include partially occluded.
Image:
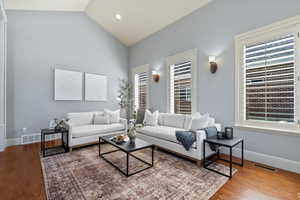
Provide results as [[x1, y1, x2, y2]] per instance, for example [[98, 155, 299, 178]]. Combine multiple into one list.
[[54, 69, 83, 101], [85, 73, 107, 101]]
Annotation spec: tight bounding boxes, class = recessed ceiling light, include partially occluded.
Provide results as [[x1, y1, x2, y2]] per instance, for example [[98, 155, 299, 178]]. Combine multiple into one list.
[[115, 14, 122, 21]]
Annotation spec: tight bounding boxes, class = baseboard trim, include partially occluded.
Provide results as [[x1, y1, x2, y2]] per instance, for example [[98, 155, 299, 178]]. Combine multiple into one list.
[[0, 144, 5, 152], [6, 137, 21, 146], [223, 148, 300, 174], [6, 132, 61, 147]]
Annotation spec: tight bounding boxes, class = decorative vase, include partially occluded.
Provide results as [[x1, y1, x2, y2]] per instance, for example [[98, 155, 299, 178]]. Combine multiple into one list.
[[129, 135, 136, 144], [128, 128, 136, 144]]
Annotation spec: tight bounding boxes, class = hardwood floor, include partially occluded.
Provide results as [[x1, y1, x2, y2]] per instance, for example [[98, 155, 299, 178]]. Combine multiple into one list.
[[0, 143, 299, 200]]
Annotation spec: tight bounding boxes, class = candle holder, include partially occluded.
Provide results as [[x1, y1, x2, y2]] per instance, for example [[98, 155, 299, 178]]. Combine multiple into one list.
[[225, 127, 233, 139]]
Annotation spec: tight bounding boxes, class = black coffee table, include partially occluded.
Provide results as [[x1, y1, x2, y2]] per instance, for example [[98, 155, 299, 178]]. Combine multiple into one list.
[[99, 135, 154, 177]]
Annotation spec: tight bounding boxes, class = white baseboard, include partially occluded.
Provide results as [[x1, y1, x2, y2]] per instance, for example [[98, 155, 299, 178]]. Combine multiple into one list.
[[0, 144, 5, 152], [6, 137, 21, 146], [222, 148, 300, 174], [0, 124, 6, 152], [6, 132, 61, 147]]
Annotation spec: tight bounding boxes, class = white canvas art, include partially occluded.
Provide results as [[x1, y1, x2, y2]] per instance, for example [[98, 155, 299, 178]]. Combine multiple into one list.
[[85, 73, 107, 101], [54, 69, 83, 101]]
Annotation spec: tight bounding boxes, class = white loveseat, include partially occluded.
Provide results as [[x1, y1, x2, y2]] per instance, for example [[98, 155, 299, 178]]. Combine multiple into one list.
[[66, 112, 127, 150], [136, 113, 221, 165]]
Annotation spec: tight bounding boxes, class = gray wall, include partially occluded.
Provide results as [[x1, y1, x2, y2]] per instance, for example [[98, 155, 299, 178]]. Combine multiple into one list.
[[7, 11, 128, 138], [129, 0, 300, 162]]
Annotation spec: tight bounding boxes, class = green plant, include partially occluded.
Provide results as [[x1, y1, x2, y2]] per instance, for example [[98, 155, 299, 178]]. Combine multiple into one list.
[[118, 79, 134, 119]]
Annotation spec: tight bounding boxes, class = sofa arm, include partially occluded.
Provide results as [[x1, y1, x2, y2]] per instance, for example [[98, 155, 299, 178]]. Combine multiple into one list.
[[119, 118, 128, 132], [65, 121, 74, 147]]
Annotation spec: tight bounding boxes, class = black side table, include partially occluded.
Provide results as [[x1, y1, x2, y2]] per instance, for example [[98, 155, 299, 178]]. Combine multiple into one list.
[[203, 137, 244, 178], [41, 128, 69, 157]]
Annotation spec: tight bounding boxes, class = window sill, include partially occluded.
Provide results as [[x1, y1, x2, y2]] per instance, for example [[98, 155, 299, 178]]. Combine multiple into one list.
[[234, 124, 300, 137]]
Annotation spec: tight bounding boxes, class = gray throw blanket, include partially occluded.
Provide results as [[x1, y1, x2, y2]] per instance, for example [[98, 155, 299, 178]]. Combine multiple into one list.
[[176, 127, 219, 151], [176, 131, 196, 151]]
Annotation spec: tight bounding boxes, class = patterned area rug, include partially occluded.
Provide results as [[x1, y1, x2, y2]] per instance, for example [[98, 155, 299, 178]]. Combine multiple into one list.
[[41, 144, 236, 200]]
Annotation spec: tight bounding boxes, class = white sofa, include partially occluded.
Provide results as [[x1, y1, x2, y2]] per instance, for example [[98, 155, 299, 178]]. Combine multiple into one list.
[[66, 112, 127, 150], [136, 113, 221, 165]]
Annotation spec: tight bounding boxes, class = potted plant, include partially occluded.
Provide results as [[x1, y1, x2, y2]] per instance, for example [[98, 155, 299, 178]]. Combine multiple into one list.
[[117, 79, 134, 120]]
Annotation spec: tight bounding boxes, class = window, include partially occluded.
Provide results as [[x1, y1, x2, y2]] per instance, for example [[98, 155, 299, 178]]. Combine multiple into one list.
[[235, 16, 300, 133], [167, 49, 197, 114], [170, 61, 192, 114], [132, 65, 149, 111], [245, 35, 295, 123]]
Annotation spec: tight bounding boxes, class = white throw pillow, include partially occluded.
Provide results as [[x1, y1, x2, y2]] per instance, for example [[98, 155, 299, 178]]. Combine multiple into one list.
[[143, 110, 159, 126], [207, 117, 215, 127], [192, 112, 202, 118], [104, 109, 120, 123], [94, 114, 110, 124], [190, 114, 210, 131], [158, 113, 166, 125]]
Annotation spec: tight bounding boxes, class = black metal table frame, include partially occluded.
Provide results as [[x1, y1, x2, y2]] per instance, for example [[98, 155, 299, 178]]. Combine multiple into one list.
[[99, 137, 154, 177], [203, 139, 244, 178], [41, 129, 69, 157]]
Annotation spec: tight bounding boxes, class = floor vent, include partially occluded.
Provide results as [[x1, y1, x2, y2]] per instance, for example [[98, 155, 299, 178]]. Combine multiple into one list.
[[21, 133, 61, 144], [254, 163, 277, 172]]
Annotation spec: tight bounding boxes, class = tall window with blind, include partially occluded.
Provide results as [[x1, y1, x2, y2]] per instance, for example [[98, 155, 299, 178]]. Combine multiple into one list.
[[133, 66, 149, 111], [235, 19, 300, 133], [245, 35, 295, 123], [170, 61, 192, 114]]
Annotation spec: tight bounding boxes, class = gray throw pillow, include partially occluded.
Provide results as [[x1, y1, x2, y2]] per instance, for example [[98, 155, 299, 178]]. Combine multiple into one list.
[[135, 109, 145, 124]]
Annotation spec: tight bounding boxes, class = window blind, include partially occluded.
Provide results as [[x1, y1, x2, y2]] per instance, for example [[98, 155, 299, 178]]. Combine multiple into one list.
[[170, 61, 192, 114], [134, 71, 148, 110], [245, 35, 295, 123]]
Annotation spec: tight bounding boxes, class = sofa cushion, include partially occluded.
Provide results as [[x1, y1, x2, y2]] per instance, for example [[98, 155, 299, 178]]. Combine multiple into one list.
[[137, 126, 186, 143], [104, 109, 120, 123], [72, 124, 124, 138], [67, 112, 94, 126], [94, 114, 110, 125], [159, 113, 186, 129]]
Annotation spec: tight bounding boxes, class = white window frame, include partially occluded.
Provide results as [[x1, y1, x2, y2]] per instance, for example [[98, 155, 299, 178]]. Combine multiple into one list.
[[166, 49, 197, 114], [235, 15, 300, 135], [132, 64, 150, 110]]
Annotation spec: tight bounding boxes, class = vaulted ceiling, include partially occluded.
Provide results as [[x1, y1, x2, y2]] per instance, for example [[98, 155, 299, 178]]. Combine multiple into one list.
[[7, 0, 212, 46]]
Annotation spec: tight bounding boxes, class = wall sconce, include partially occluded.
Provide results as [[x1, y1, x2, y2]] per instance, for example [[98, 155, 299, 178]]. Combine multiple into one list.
[[209, 56, 218, 73], [152, 70, 160, 82]]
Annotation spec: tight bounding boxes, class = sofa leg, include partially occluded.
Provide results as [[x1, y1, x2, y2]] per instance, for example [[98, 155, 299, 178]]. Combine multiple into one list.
[[196, 160, 202, 167]]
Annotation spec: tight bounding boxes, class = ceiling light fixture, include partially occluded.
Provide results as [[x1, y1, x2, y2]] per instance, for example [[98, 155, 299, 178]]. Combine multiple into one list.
[[115, 14, 122, 21]]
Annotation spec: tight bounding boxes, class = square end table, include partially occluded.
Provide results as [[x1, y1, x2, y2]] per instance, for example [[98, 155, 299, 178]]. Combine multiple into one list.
[[41, 128, 69, 157], [203, 137, 244, 178]]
